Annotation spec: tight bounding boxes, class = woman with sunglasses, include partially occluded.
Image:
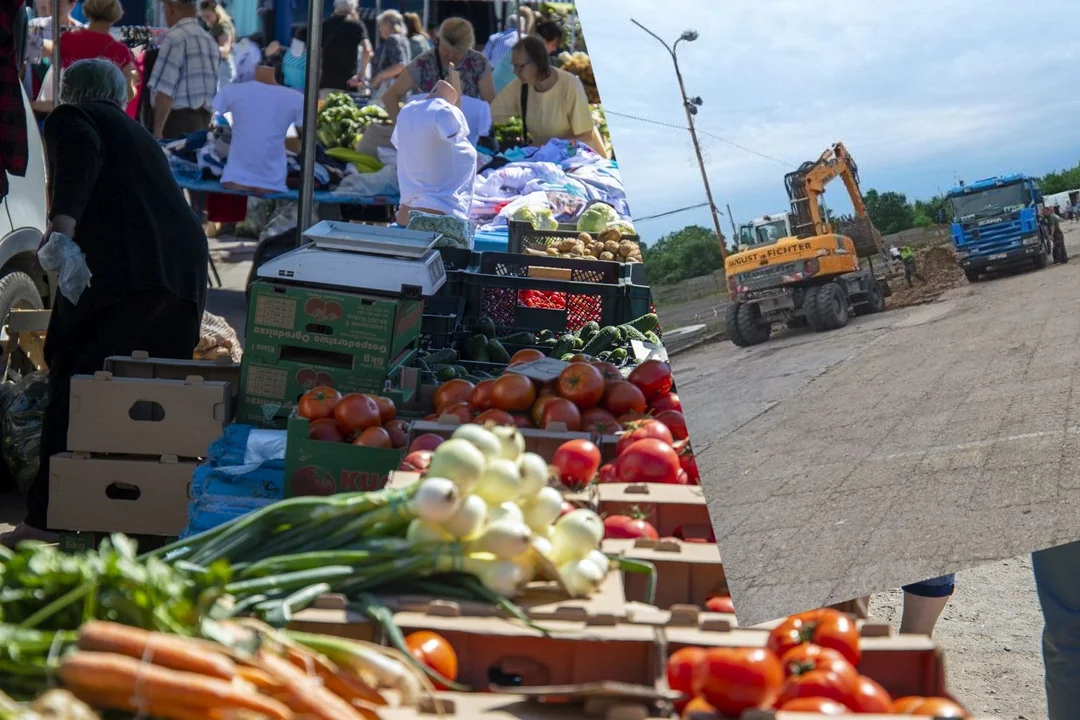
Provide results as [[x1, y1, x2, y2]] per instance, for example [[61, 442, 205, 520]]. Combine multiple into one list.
[[378, 17, 494, 123], [490, 35, 606, 157]]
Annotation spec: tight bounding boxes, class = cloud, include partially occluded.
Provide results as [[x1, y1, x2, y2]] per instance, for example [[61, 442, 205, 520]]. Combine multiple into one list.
[[578, 0, 1080, 238]]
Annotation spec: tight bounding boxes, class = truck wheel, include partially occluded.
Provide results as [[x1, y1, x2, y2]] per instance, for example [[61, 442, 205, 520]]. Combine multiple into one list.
[[735, 302, 771, 346], [964, 268, 981, 283], [803, 286, 826, 332], [814, 282, 850, 331], [863, 279, 886, 314], [725, 302, 750, 347]]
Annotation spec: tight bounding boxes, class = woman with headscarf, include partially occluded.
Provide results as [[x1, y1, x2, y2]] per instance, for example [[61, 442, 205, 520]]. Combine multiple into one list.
[[0, 59, 208, 548]]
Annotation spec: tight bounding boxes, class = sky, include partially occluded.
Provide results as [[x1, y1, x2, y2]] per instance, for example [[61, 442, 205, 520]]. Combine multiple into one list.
[[576, 0, 1080, 244]]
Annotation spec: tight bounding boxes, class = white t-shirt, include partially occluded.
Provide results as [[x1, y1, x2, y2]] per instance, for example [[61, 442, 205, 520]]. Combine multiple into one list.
[[213, 81, 304, 193], [391, 97, 477, 222]]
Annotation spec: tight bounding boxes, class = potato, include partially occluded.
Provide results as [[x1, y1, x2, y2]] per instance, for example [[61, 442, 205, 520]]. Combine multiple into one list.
[[572, 241, 587, 254], [577, 232, 593, 245], [604, 240, 620, 253], [546, 247, 560, 256], [600, 251, 615, 261], [598, 227, 622, 244], [557, 239, 578, 252], [582, 255, 598, 261], [618, 241, 635, 257]]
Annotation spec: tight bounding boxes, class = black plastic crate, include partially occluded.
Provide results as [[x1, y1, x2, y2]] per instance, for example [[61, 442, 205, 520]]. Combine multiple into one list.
[[420, 295, 465, 350], [438, 247, 479, 272], [463, 252, 628, 333], [620, 284, 661, 337], [507, 220, 641, 256]]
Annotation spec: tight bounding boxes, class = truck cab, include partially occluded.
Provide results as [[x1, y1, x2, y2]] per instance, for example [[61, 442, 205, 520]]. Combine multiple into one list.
[[735, 213, 793, 251], [947, 175, 1046, 282]]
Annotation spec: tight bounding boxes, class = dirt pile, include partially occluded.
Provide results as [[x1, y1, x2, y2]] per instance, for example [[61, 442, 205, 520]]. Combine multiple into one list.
[[885, 243, 965, 309]]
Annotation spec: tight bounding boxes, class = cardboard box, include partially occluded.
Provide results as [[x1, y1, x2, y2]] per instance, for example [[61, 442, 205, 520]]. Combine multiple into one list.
[[284, 416, 405, 496], [67, 372, 230, 458], [47, 452, 196, 536], [58, 531, 178, 555], [597, 484, 711, 539], [379, 691, 674, 719], [246, 280, 423, 370], [603, 538, 726, 610], [104, 350, 241, 405], [406, 417, 593, 463], [237, 352, 418, 427]]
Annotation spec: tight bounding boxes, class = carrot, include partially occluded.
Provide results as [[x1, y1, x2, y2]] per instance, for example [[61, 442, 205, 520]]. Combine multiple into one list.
[[66, 685, 214, 720], [284, 644, 387, 708], [58, 651, 293, 720], [237, 665, 289, 694], [258, 650, 372, 720], [77, 621, 237, 681]]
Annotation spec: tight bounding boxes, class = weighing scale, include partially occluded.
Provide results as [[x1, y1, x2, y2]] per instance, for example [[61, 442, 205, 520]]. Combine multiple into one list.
[[256, 221, 448, 297]]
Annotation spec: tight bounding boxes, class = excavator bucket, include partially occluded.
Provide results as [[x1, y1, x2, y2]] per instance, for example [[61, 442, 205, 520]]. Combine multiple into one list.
[[834, 215, 883, 258]]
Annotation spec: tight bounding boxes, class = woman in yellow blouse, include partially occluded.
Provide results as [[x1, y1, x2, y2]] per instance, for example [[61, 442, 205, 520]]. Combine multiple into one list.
[[489, 36, 607, 157]]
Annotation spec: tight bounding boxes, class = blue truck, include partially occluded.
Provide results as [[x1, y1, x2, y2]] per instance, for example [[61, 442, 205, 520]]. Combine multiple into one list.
[[947, 174, 1048, 282]]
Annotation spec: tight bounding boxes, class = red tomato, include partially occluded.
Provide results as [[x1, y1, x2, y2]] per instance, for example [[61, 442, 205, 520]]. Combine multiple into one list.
[[552, 438, 602, 490], [409, 433, 445, 453], [399, 450, 432, 473], [705, 595, 735, 613], [556, 363, 606, 409], [767, 608, 861, 667], [469, 379, 496, 412], [382, 419, 409, 448], [628, 359, 673, 400], [603, 381, 647, 417], [650, 392, 682, 413], [490, 373, 537, 412], [474, 408, 516, 426], [298, 386, 342, 421], [616, 418, 674, 455], [510, 348, 546, 365], [775, 669, 859, 709], [309, 417, 345, 443], [654, 409, 689, 440], [334, 393, 382, 435], [568, 353, 593, 363], [591, 360, 623, 387], [780, 644, 857, 680], [891, 697, 969, 717], [615, 438, 681, 484], [694, 647, 784, 716], [353, 426, 392, 448], [439, 401, 475, 424], [530, 393, 558, 427], [777, 697, 850, 714], [541, 397, 582, 431], [512, 413, 534, 428], [580, 407, 622, 435], [848, 675, 893, 713], [603, 513, 659, 540], [597, 463, 619, 484], [404, 631, 458, 688], [678, 444, 701, 484], [665, 647, 705, 712], [374, 395, 396, 423], [434, 379, 475, 412]]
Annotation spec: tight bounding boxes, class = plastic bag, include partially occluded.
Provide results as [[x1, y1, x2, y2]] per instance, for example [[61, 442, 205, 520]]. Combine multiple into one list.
[[194, 311, 243, 363], [259, 201, 299, 243], [37, 232, 92, 304], [1, 371, 49, 497]]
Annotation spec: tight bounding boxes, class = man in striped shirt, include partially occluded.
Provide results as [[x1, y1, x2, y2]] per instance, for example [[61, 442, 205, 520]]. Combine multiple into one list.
[[149, 0, 220, 139], [483, 15, 524, 73]]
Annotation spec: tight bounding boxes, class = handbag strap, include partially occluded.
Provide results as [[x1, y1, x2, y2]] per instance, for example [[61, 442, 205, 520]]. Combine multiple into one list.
[[519, 82, 529, 144]]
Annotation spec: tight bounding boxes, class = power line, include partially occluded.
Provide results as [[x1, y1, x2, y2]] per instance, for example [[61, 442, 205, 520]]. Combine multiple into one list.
[[634, 202, 714, 222], [604, 109, 796, 168]]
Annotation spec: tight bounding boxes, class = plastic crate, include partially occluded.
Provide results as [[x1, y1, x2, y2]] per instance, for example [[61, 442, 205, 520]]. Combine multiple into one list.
[[507, 220, 641, 256], [463, 252, 628, 334], [620, 284, 660, 337], [420, 295, 465, 350]]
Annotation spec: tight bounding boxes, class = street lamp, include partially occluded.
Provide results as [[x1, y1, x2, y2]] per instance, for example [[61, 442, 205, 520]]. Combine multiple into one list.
[[631, 20, 727, 259]]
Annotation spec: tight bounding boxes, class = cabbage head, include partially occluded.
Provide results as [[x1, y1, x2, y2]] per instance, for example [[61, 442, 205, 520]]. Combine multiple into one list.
[[577, 202, 619, 233]]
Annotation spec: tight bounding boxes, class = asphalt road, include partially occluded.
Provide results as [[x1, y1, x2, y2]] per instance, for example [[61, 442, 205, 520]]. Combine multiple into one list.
[[677, 223, 1080, 627]]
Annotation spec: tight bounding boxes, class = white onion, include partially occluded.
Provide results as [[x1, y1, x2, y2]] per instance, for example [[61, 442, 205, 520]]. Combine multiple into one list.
[[491, 425, 526, 462], [549, 508, 604, 565], [517, 452, 551, 498], [487, 501, 525, 525], [473, 458, 524, 506], [583, 549, 612, 576], [410, 477, 461, 523], [427, 439, 487, 493], [406, 518, 454, 543], [520, 486, 564, 533], [532, 534, 553, 559], [468, 520, 533, 560], [441, 494, 487, 540], [451, 424, 502, 460], [558, 558, 606, 597], [463, 553, 526, 597]]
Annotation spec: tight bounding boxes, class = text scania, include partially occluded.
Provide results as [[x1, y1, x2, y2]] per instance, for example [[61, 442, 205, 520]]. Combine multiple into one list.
[[251, 326, 389, 355], [729, 242, 813, 267]]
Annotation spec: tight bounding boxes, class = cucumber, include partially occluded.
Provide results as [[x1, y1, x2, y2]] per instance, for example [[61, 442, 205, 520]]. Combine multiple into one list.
[[560, 353, 576, 362], [475, 342, 490, 363], [499, 331, 537, 345], [573, 336, 585, 349], [619, 324, 648, 342], [645, 331, 661, 345], [577, 321, 600, 343], [596, 351, 611, 361], [475, 316, 497, 339], [435, 365, 458, 382], [487, 338, 511, 364], [551, 333, 576, 358], [581, 326, 619, 356], [629, 313, 660, 333], [542, 337, 559, 347], [451, 365, 470, 378], [424, 348, 458, 365], [537, 329, 555, 342], [610, 347, 628, 362]]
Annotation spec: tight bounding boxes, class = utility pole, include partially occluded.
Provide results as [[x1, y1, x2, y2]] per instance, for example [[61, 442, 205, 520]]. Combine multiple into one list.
[[725, 203, 738, 245], [631, 19, 727, 260]]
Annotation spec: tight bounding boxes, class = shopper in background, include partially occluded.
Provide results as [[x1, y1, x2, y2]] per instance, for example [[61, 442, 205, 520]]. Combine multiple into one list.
[[198, 0, 233, 35], [379, 17, 494, 122], [148, 0, 220, 139], [492, 18, 559, 94], [26, 0, 81, 103], [279, 26, 307, 92], [351, 10, 409, 104], [483, 12, 526, 74], [1033, 541, 1080, 719], [56, 0, 140, 116], [402, 11, 431, 61], [0, 59, 207, 550], [899, 575, 955, 637], [210, 22, 236, 90], [490, 35, 605, 156], [320, 0, 371, 92]]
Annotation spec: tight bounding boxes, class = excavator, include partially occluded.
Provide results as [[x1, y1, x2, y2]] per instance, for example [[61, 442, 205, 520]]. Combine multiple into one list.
[[723, 142, 892, 347]]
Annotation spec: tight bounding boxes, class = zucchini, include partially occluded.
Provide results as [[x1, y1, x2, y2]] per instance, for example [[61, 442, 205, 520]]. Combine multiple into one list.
[[619, 324, 648, 342], [645, 331, 662, 345], [475, 342, 490, 363], [551, 333, 576, 358], [487, 338, 511, 364], [629, 313, 660, 333], [424, 347, 458, 365], [581, 326, 619, 356], [499, 331, 537, 345], [475, 316, 497, 339], [577, 321, 600, 342]]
